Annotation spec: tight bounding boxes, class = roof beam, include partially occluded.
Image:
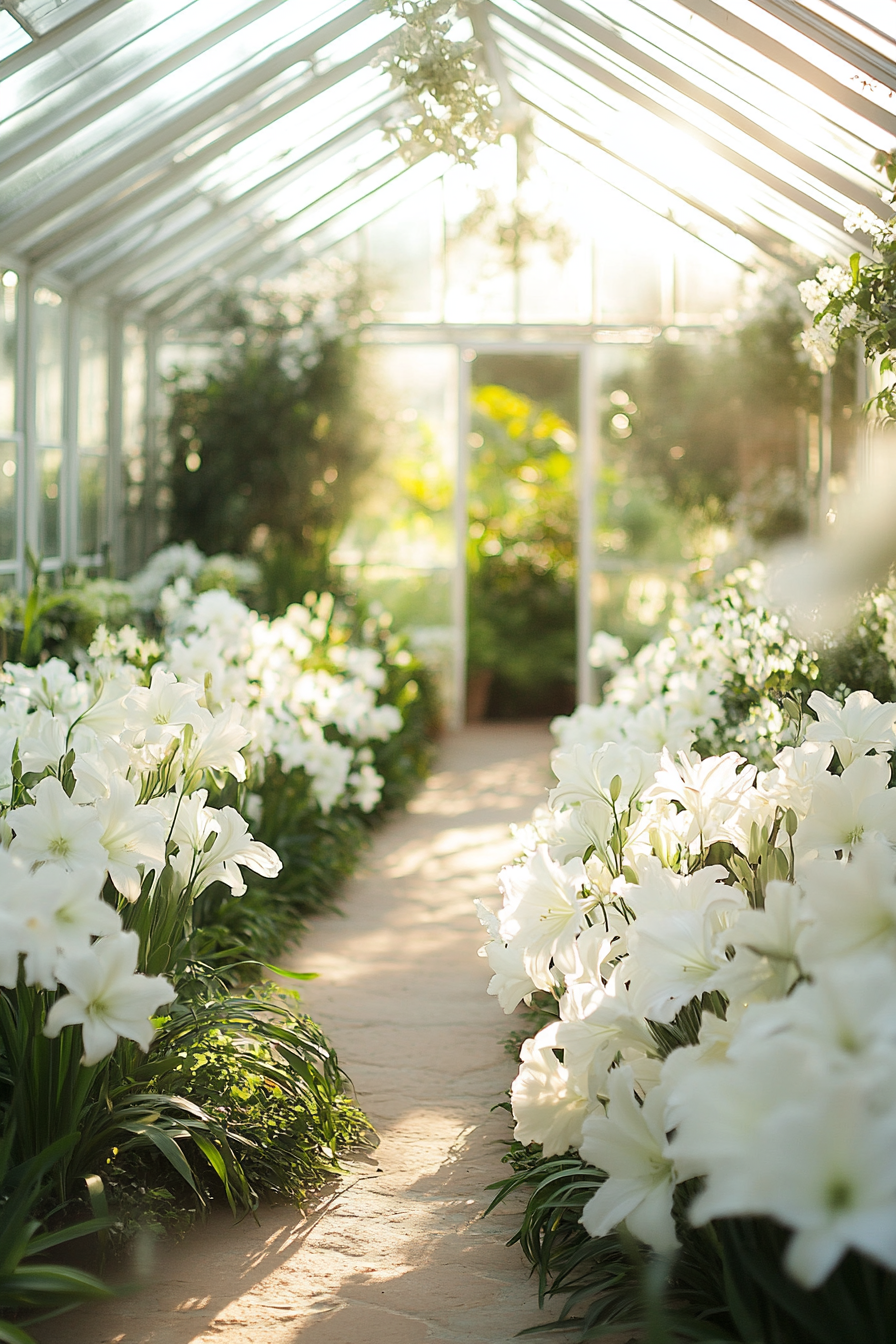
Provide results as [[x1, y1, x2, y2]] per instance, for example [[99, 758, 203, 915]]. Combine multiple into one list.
[[493, 9, 858, 233], [746, 0, 896, 95], [528, 98, 797, 262], [117, 150, 410, 306], [0, 0, 376, 250], [0, 0, 309, 177], [539, 130, 756, 267], [676, 0, 896, 138], [27, 44, 389, 268], [515, 0, 885, 215], [76, 109, 396, 290], [0, 0, 132, 79], [151, 157, 444, 324]]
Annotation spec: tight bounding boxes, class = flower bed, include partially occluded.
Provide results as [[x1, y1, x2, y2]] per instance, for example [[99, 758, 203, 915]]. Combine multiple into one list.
[[0, 545, 437, 1342], [483, 569, 896, 1341], [95, 546, 437, 962]]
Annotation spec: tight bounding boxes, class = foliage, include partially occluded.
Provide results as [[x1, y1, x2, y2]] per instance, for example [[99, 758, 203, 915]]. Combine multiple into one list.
[[799, 155, 896, 418], [146, 992, 370, 1208], [0, 1133, 115, 1344], [489, 1144, 896, 1343], [467, 383, 577, 715], [816, 583, 896, 705], [373, 0, 499, 165], [165, 276, 377, 593], [0, 981, 243, 1214], [0, 556, 131, 668], [487, 1145, 735, 1342], [608, 304, 818, 516]]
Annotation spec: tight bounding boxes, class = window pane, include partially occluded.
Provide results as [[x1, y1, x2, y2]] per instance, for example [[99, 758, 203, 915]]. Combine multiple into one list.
[[79, 452, 106, 556], [0, 11, 30, 60], [11, 0, 96, 36], [34, 287, 64, 445], [38, 446, 62, 557], [122, 324, 146, 454], [78, 306, 108, 448], [0, 442, 16, 561], [0, 272, 16, 434]]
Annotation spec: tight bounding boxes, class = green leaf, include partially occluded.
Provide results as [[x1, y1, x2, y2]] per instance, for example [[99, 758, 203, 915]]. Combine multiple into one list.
[[850, 251, 861, 285], [263, 964, 318, 981], [118, 1123, 200, 1196], [27, 1219, 114, 1256], [0, 1319, 38, 1344]]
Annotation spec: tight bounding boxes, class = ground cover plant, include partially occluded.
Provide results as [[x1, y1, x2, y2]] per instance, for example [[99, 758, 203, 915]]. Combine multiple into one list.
[[482, 564, 896, 1342], [0, 543, 436, 1340]]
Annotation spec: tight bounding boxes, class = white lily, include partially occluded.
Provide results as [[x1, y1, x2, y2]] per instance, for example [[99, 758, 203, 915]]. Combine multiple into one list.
[[795, 755, 896, 859], [511, 1038, 589, 1156], [806, 689, 896, 768], [8, 776, 108, 873], [579, 1066, 678, 1253], [94, 775, 167, 901], [498, 848, 590, 989], [45, 930, 176, 1065]]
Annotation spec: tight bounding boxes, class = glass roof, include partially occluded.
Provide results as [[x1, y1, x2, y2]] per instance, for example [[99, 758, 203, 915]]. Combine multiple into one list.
[[0, 0, 892, 315]]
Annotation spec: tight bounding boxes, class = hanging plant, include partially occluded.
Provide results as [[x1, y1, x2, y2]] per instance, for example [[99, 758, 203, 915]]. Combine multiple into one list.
[[799, 150, 896, 418], [373, 0, 499, 164]]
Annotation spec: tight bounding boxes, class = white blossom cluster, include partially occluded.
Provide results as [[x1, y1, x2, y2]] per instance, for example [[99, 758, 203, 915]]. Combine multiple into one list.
[[555, 564, 813, 765], [0, 656, 281, 1066], [141, 579, 401, 814], [798, 208, 896, 373], [481, 686, 896, 1290]]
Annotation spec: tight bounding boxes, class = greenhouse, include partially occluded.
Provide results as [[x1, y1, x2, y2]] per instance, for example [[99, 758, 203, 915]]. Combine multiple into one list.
[[1, 0, 896, 1341]]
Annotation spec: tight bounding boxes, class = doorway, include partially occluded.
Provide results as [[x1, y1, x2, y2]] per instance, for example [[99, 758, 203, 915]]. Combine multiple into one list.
[[465, 351, 579, 720]]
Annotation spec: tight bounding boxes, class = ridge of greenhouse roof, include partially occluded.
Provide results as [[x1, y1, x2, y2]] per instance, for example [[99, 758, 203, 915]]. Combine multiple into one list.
[[0, 0, 893, 315]]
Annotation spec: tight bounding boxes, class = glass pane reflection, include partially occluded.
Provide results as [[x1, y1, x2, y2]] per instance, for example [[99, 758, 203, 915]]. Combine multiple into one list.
[[0, 442, 16, 561], [39, 446, 62, 558], [0, 272, 16, 434], [78, 306, 108, 449], [78, 452, 106, 557], [34, 287, 64, 446]]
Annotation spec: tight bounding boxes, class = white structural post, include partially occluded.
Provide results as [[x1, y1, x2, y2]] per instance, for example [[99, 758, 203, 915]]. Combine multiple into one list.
[[451, 347, 472, 730], [855, 339, 870, 486], [819, 367, 833, 528], [106, 307, 124, 574], [577, 343, 597, 706]]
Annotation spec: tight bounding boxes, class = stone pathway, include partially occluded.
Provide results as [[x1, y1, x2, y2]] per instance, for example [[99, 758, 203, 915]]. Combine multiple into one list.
[[51, 724, 556, 1344]]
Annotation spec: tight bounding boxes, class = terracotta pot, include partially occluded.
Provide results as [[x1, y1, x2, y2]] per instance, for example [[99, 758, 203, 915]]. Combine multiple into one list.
[[465, 669, 494, 723]]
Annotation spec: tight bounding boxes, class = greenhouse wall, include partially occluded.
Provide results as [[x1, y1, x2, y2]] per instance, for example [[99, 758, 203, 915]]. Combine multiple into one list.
[[0, 261, 162, 586]]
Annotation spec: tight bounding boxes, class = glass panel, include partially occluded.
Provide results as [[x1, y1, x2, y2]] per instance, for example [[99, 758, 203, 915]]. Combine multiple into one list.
[[33, 286, 64, 445], [0, 11, 30, 60], [0, 271, 17, 434], [11, 0, 97, 36], [0, 443, 17, 562], [332, 345, 459, 712], [362, 185, 443, 321], [78, 452, 105, 556], [77, 305, 108, 448], [38, 446, 62, 558], [121, 324, 147, 573]]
